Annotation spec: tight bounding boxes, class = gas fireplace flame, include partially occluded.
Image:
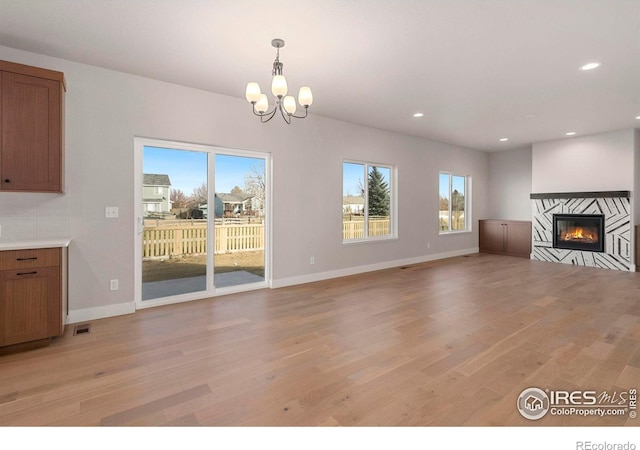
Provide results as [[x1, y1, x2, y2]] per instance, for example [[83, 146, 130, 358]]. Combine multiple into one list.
[[562, 227, 597, 242]]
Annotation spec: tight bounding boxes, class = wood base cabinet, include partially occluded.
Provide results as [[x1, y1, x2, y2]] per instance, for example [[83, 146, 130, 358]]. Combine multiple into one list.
[[479, 220, 532, 258], [0, 248, 63, 347]]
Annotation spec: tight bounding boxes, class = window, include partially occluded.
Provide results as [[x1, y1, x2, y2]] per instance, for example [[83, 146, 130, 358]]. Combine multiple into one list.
[[439, 172, 470, 232], [155, 186, 164, 195], [343, 161, 394, 241]]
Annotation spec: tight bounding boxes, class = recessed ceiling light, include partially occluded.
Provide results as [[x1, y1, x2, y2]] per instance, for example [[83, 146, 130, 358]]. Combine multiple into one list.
[[636, 115, 640, 120], [580, 62, 601, 71], [566, 131, 577, 136], [413, 113, 424, 118], [499, 138, 509, 142]]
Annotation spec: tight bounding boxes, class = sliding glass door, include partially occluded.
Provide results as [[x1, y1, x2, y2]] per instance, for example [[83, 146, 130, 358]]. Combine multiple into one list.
[[141, 146, 209, 300], [213, 154, 266, 288], [134, 138, 269, 308]]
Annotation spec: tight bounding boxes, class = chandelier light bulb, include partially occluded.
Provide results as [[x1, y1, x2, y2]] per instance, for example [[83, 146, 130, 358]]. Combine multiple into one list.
[[245, 82, 262, 103], [271, 75, 288, 97], [283, 96, 297, 115], [255, 94, 269, 113], [298, 87, 313, 107]]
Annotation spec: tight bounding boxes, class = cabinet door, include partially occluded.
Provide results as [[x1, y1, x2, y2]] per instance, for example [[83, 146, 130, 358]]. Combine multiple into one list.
[[1, 71, 62, 192], [0, 266, 61, 346], [505, 222, 532, 257], [479, 221, 506, 253]]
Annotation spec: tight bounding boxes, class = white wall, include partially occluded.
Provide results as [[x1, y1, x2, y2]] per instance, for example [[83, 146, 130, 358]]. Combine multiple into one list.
[[486, 146, 532, 220], [532, 129, 636, 193], [0, 46, 488, 321]]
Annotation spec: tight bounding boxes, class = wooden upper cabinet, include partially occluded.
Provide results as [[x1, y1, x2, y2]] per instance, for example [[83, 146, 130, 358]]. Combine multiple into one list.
[[0, 60, 65, 193]]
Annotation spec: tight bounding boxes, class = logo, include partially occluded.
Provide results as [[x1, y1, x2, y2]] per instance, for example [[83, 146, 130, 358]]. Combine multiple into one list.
[[517, 387, 637, 421], [517, 387, 550, 420]]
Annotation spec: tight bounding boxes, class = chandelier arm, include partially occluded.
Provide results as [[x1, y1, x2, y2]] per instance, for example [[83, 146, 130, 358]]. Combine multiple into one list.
[[260, 107, 278, 123], [289, 106, 309, 120], [252, 104, 278, 121], [279, 104, 292, 125]]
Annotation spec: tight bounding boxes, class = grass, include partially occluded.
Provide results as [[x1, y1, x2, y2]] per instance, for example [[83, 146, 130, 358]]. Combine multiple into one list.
[[142, 251, 264, 283]]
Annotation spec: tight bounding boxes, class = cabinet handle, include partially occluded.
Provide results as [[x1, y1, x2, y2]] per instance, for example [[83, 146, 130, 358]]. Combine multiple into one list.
[[17, 271, 38, 276], [3, 179, 9, 183], [16, 257, 38, 261]]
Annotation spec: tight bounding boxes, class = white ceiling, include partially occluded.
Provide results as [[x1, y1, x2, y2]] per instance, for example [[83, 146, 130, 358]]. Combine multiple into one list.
[[0, 0, 638, 151]]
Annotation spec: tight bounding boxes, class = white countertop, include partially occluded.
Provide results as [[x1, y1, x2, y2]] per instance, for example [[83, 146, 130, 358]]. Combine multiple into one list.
[[0, 238, 71, 251]]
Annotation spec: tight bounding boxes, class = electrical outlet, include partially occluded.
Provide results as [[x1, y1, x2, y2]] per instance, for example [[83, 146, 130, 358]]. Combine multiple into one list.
[[105, 206, 119, 218], [110, 279, 119, 291], [427, 242, 431, 249], [310, 256, 315, 265]]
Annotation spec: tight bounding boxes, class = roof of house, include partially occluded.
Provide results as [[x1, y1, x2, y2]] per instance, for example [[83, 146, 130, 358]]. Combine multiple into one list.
[[343, 195, 364, 204], [143, 174, 171, 186], [216, 193, 253, 203]]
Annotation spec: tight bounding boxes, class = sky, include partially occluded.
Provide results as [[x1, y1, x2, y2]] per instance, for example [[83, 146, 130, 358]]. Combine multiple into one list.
[[143, 146, 264, 195], [343, 162, 391, 197], [343, 162, 365, 196], [439, 173, 466, 199]]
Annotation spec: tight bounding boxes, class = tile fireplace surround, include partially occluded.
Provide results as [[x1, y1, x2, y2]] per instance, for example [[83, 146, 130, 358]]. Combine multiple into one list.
[[530, 191, 633, 271]]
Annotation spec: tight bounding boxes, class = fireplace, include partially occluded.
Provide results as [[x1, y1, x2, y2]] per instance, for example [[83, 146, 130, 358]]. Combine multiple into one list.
[[553, 214, 604, 253]]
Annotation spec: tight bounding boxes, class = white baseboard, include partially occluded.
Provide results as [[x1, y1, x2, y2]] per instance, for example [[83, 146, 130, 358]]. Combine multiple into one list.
[[271, 247, 479, 289], [66, 301, 135, 324]]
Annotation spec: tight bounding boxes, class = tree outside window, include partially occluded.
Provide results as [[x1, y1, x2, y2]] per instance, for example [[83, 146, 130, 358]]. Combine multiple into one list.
[[343, 162, 393, 241]]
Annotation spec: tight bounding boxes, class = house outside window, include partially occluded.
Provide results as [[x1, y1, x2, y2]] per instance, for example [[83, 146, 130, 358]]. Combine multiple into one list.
[[142, 173, 172, 217], [343, 161, 395, 241], [439, 172, 470, 233]]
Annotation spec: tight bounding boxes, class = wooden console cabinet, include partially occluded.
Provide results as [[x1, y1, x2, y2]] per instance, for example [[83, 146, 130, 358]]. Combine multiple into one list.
[[479, 219, 532, 258], [0, 60, 65, 193], [0, 247, 63, 347]]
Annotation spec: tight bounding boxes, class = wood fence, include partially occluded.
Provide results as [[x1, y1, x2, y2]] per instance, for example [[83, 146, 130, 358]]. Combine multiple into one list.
[[143, 217, 391, 259], [342, 217, 390, 239], [143, 223, 264, 260]]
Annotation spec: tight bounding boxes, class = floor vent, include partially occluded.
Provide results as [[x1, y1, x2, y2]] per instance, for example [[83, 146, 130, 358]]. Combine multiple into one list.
[[73, 323, 91, 335]]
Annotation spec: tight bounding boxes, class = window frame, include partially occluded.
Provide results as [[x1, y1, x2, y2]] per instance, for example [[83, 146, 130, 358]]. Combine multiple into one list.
[[342, 160, 397, 243], [439, 171, 471, 234]]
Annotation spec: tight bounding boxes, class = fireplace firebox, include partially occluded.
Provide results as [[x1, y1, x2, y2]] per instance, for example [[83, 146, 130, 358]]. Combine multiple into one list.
[[552, 214, 604, 253]]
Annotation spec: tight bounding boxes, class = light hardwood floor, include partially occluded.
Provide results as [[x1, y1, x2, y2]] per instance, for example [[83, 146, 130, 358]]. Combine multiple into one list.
[[1, 253, 639, 426]]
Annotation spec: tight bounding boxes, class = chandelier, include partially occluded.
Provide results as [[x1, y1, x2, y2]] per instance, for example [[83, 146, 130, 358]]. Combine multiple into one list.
[[245, 38, 313, 124]]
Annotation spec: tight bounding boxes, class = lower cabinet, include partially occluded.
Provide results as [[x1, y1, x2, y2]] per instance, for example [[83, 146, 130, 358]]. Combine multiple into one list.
[[0, 248, 63, 347], [479, 220, 532, 258]]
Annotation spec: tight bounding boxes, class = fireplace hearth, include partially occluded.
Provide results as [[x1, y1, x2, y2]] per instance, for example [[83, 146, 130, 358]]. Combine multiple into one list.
[[553, 214, 604, 253]]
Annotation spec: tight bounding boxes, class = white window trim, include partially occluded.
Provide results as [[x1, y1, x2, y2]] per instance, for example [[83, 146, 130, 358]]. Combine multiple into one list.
[[343, 160, 398, 244], [439, 172, 472, 235]]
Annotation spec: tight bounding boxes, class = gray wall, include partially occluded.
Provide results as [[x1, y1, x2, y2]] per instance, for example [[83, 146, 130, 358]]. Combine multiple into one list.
[[486, 146, 532, 221], [532, 129, 636, 193], [0, 45, 489, 321], [486, 130, 639, 223]]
